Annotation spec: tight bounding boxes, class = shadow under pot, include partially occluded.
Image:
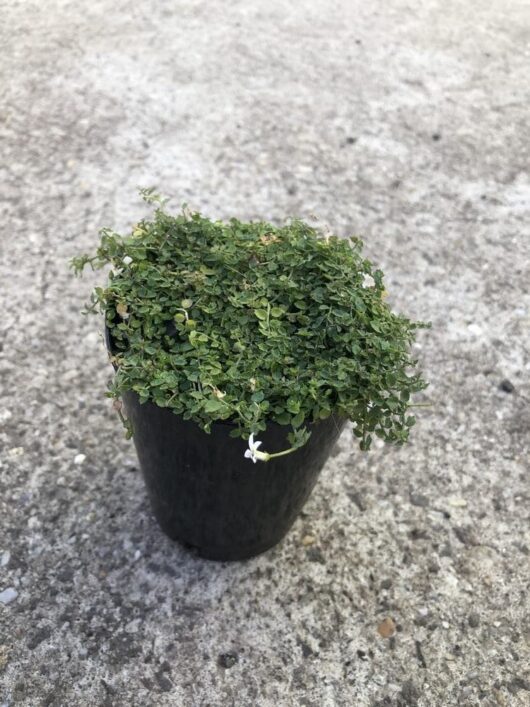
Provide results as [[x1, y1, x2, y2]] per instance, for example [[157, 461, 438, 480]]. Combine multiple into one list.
[[106, 326, 345, 561]]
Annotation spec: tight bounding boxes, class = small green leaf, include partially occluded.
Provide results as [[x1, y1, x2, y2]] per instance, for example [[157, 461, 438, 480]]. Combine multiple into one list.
[[286, 398, 300, 414], [275, 412, 290, 425], [291, 411, 305, 428], [204, 399, 226, 413]]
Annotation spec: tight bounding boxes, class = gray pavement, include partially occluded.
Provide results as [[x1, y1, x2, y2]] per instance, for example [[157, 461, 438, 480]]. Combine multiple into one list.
[[1, 1, 529, 705]]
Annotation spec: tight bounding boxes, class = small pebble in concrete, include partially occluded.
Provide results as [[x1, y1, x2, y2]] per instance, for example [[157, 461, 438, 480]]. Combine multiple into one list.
[[0, 645, 10, 670], [298, 639, 314, 658], [306, 546, 325, 564], [8, 447, 24, 457], [410, 493, 429, 507], [438, 543, 453, 557], [428, 559, 440, 573], [414, 608, 432, 627], [399, 679, 421, 705], [468, 613, 480, 628], [415, 640, 427, 669], [507, 677, 530, 694], [218, 653, 238, 669], [301, 534, 316, 546], [0, 409, 12, 424], [26, 626, 52, 650], [448, 497, 468, 508], [348, 490, 366, 511], [154, 671, 173, 692], [467, 323, 483, 336], [377, 617, 396, 638], [74, 453, 86, 465], [499, 379, 514, 393], [454, 526, 477, 546], [0, 587, 18, 605]]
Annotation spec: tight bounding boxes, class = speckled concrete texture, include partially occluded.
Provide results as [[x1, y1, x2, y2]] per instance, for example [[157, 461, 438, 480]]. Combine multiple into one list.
[[1, 1, 529, 705]]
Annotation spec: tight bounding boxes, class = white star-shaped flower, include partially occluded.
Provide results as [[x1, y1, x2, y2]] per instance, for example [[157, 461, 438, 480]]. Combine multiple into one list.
[[244, 433, 269, 463]]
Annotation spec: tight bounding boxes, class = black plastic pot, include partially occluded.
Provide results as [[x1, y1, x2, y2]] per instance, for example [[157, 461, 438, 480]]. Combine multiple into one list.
[[123, 390, 345, 561], [106, 327, 345, 560]]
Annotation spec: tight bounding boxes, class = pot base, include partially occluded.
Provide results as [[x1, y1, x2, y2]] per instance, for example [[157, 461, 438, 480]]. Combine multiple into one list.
[[177, 536, 285, 562]]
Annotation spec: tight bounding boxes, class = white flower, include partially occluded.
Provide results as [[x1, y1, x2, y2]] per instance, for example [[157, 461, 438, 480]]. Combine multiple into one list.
[[122, 255, 133, 266], [244, 433, 269, 463]]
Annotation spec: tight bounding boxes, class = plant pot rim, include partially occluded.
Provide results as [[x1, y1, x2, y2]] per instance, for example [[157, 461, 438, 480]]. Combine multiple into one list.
[[123, 387, 345, 436]]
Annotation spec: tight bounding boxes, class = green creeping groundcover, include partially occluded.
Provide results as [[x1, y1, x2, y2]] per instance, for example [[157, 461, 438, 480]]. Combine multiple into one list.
[[72, 191, 429, 453]]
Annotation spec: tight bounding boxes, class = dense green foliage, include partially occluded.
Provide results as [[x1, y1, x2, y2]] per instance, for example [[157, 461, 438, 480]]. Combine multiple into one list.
[[72, 191, 428, 451]]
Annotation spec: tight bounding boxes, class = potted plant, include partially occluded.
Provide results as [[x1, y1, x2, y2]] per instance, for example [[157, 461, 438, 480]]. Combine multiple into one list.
[[72, 190, 428, 560]]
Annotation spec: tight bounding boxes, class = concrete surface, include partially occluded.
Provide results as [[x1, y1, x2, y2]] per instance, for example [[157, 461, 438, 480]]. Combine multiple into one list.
[[1, 0, 529, 705]]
